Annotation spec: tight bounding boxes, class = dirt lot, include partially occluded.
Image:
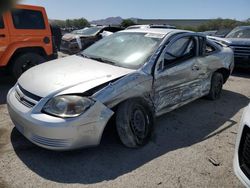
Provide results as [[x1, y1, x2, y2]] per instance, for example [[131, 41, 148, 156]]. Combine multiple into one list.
[[0, 62, 250, 187]]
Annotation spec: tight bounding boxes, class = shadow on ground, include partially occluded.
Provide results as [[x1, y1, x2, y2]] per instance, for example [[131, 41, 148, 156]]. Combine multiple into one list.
[[10, 89, 249, 184]]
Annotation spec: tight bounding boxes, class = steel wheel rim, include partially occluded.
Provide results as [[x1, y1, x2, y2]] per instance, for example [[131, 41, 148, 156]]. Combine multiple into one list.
[[130, 106, 149, 141]]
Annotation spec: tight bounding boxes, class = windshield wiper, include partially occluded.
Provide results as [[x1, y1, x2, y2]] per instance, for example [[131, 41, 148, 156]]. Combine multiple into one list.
[[90, 57, 116, 65], [79, 53, 90, 58], [80, 53, 116, 65]]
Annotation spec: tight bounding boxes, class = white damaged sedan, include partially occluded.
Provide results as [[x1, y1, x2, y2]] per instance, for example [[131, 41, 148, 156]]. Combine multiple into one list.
[[7, 28, 234, 150]]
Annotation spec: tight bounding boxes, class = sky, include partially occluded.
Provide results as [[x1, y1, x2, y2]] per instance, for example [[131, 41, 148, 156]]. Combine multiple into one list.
[[20, 0, 250, 21]]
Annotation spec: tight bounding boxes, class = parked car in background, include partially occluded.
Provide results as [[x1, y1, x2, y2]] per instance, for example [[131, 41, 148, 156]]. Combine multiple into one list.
[[0, 4, 58, 79], [234, 103, 250, 187], [209, 26, 250, 68], [7, 28, 234, 151], [214, 28, 232, 38], [126, 24, 176, 30], [71, 27, 89, 34], [60, 26, 123, 54]]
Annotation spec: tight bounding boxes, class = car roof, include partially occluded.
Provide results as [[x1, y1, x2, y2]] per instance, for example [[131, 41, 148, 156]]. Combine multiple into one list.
[[121, 28, 191, 36], [16, 4, 45, 10], [94, 25, 121, 28]]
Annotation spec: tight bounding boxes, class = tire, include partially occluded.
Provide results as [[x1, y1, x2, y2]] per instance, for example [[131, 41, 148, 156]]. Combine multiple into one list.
[[206, 72, 224, 100], [11, 53, 46, 79], [115, 99, 154, 148]]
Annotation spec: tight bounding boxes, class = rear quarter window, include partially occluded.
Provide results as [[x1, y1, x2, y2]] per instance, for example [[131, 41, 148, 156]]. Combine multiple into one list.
[[11, 9, 45, 29], [205, 42, 216, 54], [205, 40, 221, 55], [0, 16, 4, 28]]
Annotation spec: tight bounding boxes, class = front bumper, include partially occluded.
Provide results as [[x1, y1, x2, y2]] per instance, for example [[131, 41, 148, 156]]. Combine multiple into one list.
[[60, 40, 81, 55], [234, 106, 250, 187], [234, 153, 250, 187], [234, 57, 250, 68], [229, 45, 250, 68], [7, 87, 114, 151]]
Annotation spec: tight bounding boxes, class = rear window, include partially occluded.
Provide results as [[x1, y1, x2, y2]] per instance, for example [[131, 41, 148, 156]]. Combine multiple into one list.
[[0, 16, 4, 28], [11, 9, 45, 29]]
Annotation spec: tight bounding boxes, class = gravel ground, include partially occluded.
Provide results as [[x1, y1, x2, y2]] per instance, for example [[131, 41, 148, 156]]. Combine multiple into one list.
[[0, 60, 249, 187]]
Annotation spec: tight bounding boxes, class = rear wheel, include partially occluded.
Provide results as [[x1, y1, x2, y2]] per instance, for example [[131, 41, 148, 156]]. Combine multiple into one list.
[[11, 53, 46, 79], [115, 99, 154, 148], [206, 72, 224, 100]]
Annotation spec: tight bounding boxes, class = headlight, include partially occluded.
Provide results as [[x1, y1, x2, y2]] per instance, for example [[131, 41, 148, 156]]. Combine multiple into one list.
[[43, 95, 94, 118]]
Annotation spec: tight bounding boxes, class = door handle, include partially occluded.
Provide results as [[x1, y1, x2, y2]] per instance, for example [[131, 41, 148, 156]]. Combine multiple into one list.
[[192, 65, 200, 71], [0, 34, 6, 38]]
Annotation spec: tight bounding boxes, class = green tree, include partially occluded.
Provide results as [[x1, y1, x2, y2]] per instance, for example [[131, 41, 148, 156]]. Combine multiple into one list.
[[179, 18, 250, 32], [197, 18, 245, 32], [121, 19, 136, 28], [77, 18, 90, 28], [64, 18, 89, 28], [65, 19, 72, 28]]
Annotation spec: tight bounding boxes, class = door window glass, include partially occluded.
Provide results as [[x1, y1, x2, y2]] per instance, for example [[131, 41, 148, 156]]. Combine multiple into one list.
[[164, 37, 196, 63], [164, 37, 197, 67], [11, 9, 45, 29]]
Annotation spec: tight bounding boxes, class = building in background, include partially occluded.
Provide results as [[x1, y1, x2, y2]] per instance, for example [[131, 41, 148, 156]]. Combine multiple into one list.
[[135, 19, 213, 28]]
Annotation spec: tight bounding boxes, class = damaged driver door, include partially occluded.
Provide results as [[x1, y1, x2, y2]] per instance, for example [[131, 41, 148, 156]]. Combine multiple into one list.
[[153, 34, 203, 116]]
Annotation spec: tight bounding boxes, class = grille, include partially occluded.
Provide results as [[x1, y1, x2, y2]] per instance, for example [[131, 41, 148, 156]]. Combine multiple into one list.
[[15, 84, 42, 108], [31, 134, 71, 148], [230, 45, 250, 58], [239, 125, 250, 179]]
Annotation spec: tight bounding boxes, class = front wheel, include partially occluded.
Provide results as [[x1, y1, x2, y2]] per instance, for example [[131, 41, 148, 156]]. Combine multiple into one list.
[[206, 72, 224, 100], [115, 99, 154, 148]]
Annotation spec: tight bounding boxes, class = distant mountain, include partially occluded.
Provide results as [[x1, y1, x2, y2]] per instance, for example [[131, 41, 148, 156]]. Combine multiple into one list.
[[91, 16, 123, 26], [90, 17, 139, 26]]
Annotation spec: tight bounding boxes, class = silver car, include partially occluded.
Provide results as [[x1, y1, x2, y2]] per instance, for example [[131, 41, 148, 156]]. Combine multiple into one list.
[[7, 28, 234, 150]]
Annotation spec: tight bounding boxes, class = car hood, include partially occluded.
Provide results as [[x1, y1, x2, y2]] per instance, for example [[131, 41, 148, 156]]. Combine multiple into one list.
[[224, 38, 250, 46], [18, 55, 135, 98], [62, 33, 77, 41]]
